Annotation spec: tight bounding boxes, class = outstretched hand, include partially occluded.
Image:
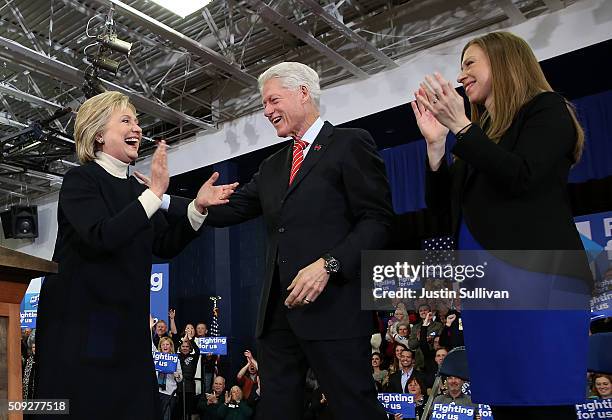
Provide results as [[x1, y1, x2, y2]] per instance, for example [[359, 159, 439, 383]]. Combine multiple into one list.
[[194, 172, 239, 214]]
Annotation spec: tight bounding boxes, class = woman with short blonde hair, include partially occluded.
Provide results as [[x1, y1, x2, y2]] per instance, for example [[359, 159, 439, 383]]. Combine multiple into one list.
[[73, 91, 137, 163], [35, 91, 238, 419]]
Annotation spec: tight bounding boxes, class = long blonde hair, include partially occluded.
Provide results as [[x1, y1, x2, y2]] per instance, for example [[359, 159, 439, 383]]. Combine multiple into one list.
[[462, 31, 584, 162]]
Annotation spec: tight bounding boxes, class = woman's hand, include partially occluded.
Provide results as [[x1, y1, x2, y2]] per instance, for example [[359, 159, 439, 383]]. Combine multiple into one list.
[[224, 391, 230, 404], [148, 141, 169, 198], [416, 73, 471, 135], [412, 87, 448, 171], [411, 88, 449, 145]]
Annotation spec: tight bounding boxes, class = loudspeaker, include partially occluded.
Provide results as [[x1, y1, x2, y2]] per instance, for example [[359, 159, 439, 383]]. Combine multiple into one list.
[[0, 205, 38, 239]]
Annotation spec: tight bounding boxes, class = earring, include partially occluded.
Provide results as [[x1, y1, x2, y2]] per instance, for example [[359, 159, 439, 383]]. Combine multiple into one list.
[[97, 138, 104, 144]]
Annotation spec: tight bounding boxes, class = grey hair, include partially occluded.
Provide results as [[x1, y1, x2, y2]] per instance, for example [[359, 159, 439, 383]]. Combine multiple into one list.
[[258, 62, 321, 109]]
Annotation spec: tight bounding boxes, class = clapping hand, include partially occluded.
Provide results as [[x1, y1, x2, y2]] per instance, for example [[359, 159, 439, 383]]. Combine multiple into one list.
[[415, 73, 471, 135], [134, 140, 168, 198]]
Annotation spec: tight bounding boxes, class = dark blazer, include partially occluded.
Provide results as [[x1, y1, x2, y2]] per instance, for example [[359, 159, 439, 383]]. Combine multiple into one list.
[[35, 162, 199, 419], [386, 369, 426, 393], [207, 121, 394, 339], [426, 92, 591, 282]]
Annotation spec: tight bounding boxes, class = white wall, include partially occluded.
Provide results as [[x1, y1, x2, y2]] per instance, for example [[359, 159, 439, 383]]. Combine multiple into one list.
[[4, 0, 612, 260]]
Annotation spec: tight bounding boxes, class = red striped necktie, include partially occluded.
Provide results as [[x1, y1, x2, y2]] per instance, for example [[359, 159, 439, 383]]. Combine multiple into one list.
[[289, 138, 309, 185]]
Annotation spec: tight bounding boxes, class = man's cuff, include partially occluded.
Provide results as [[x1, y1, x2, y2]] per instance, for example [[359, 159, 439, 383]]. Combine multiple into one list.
[[161, 194, 171, 211], [187, 200, 208, 231], [138, 189, 162, 218]]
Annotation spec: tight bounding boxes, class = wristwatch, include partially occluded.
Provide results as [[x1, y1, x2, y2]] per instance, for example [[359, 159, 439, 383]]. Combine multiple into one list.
[[323, 254, 341, 274]]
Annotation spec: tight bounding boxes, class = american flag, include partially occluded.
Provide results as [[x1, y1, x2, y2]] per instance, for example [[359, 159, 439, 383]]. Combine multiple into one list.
[[209, 296, 221, 375], [210, 305, 220, 337], [422, 236, 456, 265]]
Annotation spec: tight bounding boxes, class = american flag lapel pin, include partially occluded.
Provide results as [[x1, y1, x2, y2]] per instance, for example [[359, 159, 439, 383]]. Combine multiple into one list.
[[314, 144, 322, 151]]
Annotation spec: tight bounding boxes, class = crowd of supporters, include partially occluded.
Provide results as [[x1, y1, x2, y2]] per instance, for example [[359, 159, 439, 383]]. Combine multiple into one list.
[[19, 303, 611, 420]]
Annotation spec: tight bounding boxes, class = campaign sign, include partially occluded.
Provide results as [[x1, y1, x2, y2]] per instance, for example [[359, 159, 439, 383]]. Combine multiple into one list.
[[575, 398, 612, 419], [20, 277, 43, 328], [574, 211, 612, 317], [478, 404, 493, 420], [153, 351, 178, 374], [195, 337, 227, 355], [150, 264, 169, 324], [377, 393, 415, 418], [430, 403, 476, 420]]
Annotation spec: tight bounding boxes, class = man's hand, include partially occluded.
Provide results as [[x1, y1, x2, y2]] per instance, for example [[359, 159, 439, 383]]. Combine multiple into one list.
[[446, 313, 456, 327], [285, 258, 329, 308], [168, 309, 175, 320], [423, 311, 432, 327], [194, 172, 239, 214]]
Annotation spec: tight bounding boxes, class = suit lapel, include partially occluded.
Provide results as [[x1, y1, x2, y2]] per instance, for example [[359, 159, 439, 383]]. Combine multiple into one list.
[[284, 121, 333, 198], [277, 142, 293, 195]]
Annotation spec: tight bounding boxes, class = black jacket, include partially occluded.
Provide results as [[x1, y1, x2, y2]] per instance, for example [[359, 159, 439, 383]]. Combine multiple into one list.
[[426, 92, 591, 284], [36, 162, 199, 419], [207, 122, 394, 339]]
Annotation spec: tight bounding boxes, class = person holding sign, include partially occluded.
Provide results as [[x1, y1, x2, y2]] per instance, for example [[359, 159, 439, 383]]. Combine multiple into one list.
[[34, 91, 238, 420], [157, 337, 183, 420], [205, 62, 393, 420], [413, 31, 591, 419]]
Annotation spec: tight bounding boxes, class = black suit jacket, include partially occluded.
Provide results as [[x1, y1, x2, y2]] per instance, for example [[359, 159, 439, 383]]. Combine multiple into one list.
[[386, 369, 426, 394], [426, 92, 591, 283], [207, 121, 393, 339], [36, 162, 200, 419]]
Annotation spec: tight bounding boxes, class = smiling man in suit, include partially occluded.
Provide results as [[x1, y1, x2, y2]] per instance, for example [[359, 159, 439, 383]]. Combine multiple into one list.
[[205, 62, 393, 420]]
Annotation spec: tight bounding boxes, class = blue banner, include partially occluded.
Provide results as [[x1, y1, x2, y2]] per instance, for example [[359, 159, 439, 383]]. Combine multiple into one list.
[[574, 211, 612, 317], [431, 403, 476, 420], [153, 351, 178, 374], [20, 277, 43, 329], [478, 404, 493, 419], [377, 393, 415, 418], [195, 337, 227, 355], [150, 264, 169, 325], [575, 398, 612, 419]]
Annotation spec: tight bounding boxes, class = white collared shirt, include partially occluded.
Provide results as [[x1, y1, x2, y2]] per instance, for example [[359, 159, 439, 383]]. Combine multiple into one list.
[[298, 117, 324, 158]]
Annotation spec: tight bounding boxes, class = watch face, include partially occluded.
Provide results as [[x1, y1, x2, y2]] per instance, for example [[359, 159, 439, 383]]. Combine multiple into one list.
[[326, 258, 340, 273]]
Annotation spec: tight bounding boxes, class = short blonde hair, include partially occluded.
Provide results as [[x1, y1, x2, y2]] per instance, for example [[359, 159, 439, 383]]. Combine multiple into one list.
[[157, 336, 175, 353], [74, 91, 136, 163]]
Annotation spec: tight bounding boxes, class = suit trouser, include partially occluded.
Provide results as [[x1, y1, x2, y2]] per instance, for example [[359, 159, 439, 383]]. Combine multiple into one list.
[[255, 270, 387, 420]]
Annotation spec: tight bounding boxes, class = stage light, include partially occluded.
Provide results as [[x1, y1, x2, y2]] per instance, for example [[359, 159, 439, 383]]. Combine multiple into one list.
[[89, 56, 120, 74], [150, 0, 212, 18], [97, 33, 132, 56]]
